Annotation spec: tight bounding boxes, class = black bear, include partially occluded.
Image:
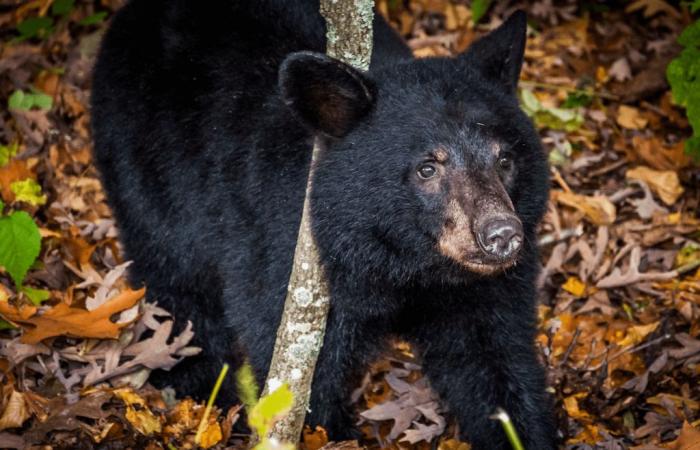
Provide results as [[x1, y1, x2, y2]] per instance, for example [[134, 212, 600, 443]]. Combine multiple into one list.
[[91, 0, 555, 448]]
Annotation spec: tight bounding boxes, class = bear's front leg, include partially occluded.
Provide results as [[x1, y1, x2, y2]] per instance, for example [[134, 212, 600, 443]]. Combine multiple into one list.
[[307, 306, 390, 440], [404, 285, 556, 450]]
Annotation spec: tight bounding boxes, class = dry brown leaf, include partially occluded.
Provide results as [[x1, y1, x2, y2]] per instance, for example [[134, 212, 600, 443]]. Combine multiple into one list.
[[616, 105, 648, 130], [626, 166, 684, 206], [0, 288, 144, 344], [625, 0, 681, 18], [597, 247, 677, 289], [609, 57, 631, 82], [552, 191, 616, 225], [630, 136, 690, 171], [0, 390, 30, 431]]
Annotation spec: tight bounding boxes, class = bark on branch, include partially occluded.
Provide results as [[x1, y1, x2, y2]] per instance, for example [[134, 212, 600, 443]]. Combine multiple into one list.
[[262, 0, 374, 443]]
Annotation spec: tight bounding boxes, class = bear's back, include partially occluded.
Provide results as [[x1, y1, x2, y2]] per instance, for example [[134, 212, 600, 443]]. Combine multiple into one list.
[[91, 0, 410, 292], [91, 0, 326, 288]]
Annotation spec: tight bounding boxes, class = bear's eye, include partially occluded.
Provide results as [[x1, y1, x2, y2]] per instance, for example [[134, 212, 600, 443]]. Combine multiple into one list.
[[498, 156, 513, 172], [417, 163, 437, 179]]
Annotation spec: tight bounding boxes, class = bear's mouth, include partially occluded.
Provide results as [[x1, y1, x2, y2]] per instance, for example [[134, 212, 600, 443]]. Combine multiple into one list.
[[454, 256, 517, 275]]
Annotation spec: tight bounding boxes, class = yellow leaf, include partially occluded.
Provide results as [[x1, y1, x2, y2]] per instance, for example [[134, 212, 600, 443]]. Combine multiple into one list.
[[10, 179, 46, 206], [115, 388, 162, 436], [626, 166, 684, 205], [125, 406, 162, 436], [553, 191, 616, 225], [198, 420, 223, 448], [0, 390, 30, 430], [564, 393, 591, 420], [617, 322, 659, 347], [439, 438, 472, 450], [562, 277, 587, 297], [616, 105, 648, 130]]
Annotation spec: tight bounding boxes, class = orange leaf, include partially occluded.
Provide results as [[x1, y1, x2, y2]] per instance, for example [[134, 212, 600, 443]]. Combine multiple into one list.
[[675, 422, 700, 450], [0, 159, 33, 203], [303, 425, 329, 450], [0, 288, 144, 344]]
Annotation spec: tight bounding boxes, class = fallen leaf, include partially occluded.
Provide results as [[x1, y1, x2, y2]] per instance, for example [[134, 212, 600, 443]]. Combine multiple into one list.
[[197, 419, 223, 448], [564, 393, 591, 420], [114, 388, 162, 436], [617, 105, 648, 130], [304, 425, 329, 450], [617, 322, 659, 347], [0, 160, 33, 202], [609, 57, 632, 82], [625, 0, 680, 18], [0, 390, 30, 431], [674, 421, 700, 450], [630, 136, 690, 171], [0, 288, 144, 344], [553, 191, 616, 225], [626, 166, 684, 205], [562, 276, 587, 297]]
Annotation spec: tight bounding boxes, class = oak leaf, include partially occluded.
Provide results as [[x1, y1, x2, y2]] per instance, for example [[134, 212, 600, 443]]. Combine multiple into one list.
[[0, 288, 144, 344]]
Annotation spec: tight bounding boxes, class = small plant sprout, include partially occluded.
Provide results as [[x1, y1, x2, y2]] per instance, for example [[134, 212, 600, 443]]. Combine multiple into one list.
[[490, 407, 526, 450], [194, 363, 230, 445]]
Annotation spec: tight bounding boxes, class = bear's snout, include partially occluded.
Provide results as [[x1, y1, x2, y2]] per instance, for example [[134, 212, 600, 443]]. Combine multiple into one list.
[[476, 215, 523, 262]]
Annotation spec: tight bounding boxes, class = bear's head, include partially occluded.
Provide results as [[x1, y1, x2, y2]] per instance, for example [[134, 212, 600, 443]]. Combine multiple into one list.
[[279, 11, 549, 286]]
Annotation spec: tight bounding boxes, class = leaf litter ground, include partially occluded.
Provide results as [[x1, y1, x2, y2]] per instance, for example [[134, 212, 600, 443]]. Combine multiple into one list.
[[0, 1, 699, 449]]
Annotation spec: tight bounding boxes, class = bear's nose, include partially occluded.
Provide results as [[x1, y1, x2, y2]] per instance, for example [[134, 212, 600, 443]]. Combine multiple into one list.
[[477, 217, 523, 261]]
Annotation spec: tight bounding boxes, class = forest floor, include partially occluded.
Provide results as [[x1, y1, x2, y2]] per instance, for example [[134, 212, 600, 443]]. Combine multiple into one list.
[[0, 0, 699, 449]]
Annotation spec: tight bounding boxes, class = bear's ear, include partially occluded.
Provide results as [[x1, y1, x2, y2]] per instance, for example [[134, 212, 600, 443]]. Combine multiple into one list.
[[279, 52, 376, 138], [460, 10, 527, 93]]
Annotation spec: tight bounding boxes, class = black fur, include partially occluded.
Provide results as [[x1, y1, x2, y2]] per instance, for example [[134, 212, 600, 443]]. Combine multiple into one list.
[[91, 1, 555, 448]]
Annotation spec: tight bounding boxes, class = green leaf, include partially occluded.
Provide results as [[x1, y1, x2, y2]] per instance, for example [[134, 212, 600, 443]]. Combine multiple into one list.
[[51, 0, 75, 16], [79, 12, 108, 26], [667, 23, 700, 159], [11, 179, 47, 206], [20, 285, 50, 305], [7, 89, 52, 111], [30, 90, 53, 110], [519, 89, 541, 115], [0, 199, 4, 212], [8, 90, 30, 110], [519, 89, 584, 131], [248, 384, 293, 438], [472, 0, 493, 23], [0, 211, 41, 287], [16, 16, 53, 40], [692, 0, 700, 13], [236, 362, 260, 414], [678, 19, 700, 47], [562, 91, 593, 108], [0, 142, 19, 167]]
